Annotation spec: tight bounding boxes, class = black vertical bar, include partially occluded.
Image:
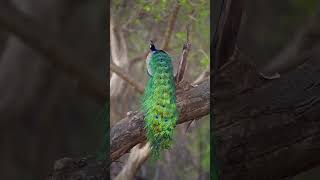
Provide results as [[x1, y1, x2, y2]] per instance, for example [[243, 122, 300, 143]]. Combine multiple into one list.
[[211, 0, 224, 179]]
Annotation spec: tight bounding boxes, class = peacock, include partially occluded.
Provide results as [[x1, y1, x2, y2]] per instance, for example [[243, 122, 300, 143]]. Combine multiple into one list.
[[142, 41, 178, 159]]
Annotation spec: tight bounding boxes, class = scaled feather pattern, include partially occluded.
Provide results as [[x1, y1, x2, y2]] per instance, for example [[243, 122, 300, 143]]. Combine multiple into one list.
[[142, 50, 178, 159]]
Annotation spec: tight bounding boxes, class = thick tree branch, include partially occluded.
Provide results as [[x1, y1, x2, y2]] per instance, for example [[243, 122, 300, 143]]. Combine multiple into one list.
[[110, 79, 210, 161], [0, 3, 106, 105], [214, 56, 320, 180]]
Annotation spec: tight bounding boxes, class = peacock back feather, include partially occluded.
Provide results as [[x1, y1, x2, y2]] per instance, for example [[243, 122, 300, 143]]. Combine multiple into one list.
[[142, 44, 178, 159]]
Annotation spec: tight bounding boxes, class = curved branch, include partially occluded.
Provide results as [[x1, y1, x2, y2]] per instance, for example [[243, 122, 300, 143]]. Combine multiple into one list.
[[115, 143, 151, 180]]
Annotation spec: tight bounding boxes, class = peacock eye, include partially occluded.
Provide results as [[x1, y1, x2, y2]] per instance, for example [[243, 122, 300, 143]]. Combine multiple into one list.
[[155, 115, 159, 119]]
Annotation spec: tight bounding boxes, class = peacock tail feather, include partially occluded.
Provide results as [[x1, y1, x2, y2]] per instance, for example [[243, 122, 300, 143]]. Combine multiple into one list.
[[142, 50, 178, 159]]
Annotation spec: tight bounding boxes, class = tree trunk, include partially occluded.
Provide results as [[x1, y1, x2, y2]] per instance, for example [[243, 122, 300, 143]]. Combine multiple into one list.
[[214, 56, 320, 179]]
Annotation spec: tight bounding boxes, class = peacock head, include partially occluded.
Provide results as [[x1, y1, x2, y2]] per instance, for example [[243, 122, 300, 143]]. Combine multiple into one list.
[[150, 40, 157, 52], [146, 40, 170, 77]]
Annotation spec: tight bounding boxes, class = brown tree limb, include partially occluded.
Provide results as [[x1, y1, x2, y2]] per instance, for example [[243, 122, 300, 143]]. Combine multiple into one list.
[[110, 63, 144, 94], [129, 51, 150, 67], [114, 143, 151, 180], [110, 79, 210, 161], [110, 16, 130, 98], [175, 25, 191, 83], [192, 69, 210, 85], [214, 56, 320, 180], [0, 2, 106, 105]]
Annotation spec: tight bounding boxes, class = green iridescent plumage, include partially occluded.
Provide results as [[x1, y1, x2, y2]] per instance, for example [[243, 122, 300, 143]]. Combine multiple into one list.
[[142, 48, 178, 159]]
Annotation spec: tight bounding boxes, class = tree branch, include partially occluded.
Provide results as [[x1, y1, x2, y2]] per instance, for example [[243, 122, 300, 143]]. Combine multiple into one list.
[[110, 16, 130, 98], [111, 79, 210, 161], [214, 56, 320, 180], [175, 25, 191, 83], [115, 143, 151, 180]]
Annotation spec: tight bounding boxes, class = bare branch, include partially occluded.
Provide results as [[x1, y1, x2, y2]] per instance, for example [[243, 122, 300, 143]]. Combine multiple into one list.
[[110, 16, 130, 98], [192, 69, 210, 85], [110, 63, 144, 94], [175, 39, 191, 83], [115, 143, 151, 180]]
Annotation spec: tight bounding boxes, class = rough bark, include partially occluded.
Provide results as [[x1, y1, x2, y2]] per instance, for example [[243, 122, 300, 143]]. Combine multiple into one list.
[[214, 56, 320, 179], [46, 157, 108, 180]]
